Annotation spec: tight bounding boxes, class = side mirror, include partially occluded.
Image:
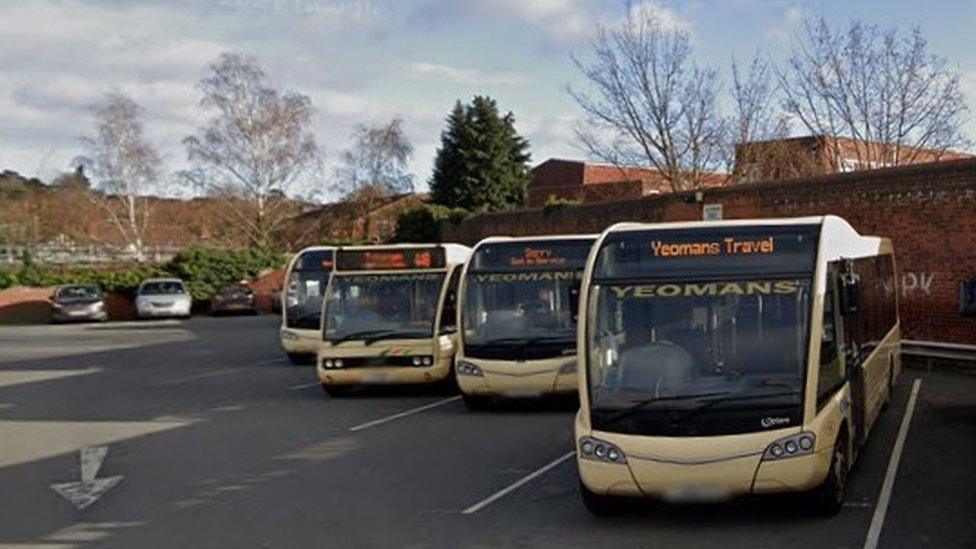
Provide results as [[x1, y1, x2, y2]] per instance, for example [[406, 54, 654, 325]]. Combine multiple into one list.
[[840, 279, 859, 315], [569, 286, 581, 322]]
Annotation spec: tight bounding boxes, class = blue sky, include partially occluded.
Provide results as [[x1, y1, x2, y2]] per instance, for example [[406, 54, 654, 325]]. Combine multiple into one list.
[[1, 0, 973, 199]]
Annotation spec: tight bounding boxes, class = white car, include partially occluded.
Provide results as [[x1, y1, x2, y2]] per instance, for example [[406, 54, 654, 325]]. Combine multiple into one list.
[[136, 278, 192, 319]]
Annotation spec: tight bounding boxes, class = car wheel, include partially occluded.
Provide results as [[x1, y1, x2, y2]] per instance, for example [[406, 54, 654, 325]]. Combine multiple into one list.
[[580, 480, 624, 516], [813, 431, 849, 516], [286, 353, 314, 365]]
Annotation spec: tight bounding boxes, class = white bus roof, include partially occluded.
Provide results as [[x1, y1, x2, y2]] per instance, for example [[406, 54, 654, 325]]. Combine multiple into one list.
[[472, 234, 599, 248]]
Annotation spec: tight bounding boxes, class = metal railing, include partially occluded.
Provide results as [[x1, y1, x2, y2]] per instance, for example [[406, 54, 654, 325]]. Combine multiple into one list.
[[0, 244, 181, 267]]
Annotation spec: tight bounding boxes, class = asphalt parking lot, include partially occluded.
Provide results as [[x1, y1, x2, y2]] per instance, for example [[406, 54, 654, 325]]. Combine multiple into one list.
[[0, 316, 973, 548]]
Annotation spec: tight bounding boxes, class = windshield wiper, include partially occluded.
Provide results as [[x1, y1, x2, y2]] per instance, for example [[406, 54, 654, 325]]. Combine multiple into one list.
[[329, 329, 397, 345], [668, 390, 802, 426], [484, 335, 575, 347], [600, 391, 732, 426], [363, 331, 428, 345]]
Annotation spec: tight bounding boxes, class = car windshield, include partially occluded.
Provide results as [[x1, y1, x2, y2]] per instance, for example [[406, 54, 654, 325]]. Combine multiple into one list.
[[587, 278, 811, 434], [462, 271, 580, 359], [57, 286, 101, 300], [140, 281, 186, 295], [324, 272, 445, 342]]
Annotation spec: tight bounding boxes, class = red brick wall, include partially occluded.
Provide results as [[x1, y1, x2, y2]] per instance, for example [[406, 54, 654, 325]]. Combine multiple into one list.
[[444, 159, 976, 345]]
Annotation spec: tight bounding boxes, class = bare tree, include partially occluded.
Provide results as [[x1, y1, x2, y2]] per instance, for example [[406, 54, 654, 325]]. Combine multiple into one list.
[[333, 118, 414, 242], [778, 18, 970, 170], [75, 92, 161, 261], [336, 117, 414, 195], [727, 54, 803, 182], [568, 1, 726, 191], [182, 52, 320, 249]]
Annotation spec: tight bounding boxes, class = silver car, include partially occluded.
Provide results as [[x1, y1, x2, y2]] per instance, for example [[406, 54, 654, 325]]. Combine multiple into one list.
[[136, 278, 192, 319], [51, 284, 109, 323]]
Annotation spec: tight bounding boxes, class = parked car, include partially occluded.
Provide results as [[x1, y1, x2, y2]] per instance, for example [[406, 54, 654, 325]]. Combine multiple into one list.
[[50, 284, 109, 323], [210, 282, 258, 316], [136, 278, 192, 319]]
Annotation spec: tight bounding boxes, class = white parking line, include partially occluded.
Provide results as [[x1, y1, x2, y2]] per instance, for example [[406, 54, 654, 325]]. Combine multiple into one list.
[[462, 451, 576, 514], [348, 396, 462, 432], [156, 368, 239, 386], [863, 378, 922, 549], [288, 381, 321, 390], [256, 357, 289, 366]]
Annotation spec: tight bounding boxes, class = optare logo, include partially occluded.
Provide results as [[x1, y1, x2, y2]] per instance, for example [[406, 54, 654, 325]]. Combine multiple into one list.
[[760, 416, 791, 428]]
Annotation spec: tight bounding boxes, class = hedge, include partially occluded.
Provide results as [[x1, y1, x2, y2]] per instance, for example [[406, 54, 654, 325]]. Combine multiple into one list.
[[0, 247, 285, 300], [393, 205, 469, 243]]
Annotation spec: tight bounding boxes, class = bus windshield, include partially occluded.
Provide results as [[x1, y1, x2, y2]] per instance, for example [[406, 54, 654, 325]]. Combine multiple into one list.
[[324, 273, 445, 343], [286, 251, 332, 329], [587, 278, 810, 436], [462, 272, 580, 359]]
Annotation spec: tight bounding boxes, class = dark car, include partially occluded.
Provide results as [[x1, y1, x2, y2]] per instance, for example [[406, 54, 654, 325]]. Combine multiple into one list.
[[51, 284, 109, 323], [210, 282, 258, 316]]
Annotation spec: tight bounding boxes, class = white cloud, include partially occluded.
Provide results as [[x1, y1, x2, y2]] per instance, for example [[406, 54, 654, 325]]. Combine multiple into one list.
[[628, 1, 694, 34], [766, 4, 804, 43], [402, 62, 526, 85]]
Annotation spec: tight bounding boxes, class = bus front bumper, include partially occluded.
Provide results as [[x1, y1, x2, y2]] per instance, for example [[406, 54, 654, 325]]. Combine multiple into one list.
[[317, 359, 452, 386], [280, 328, 321, 354], [576, 424, 832, 500], [455, 357, 578, 398]]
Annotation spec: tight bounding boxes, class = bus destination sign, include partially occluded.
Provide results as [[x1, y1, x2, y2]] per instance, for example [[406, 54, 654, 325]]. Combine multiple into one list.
[[471, 239, 595, 272], [337, 247, 447, 271]]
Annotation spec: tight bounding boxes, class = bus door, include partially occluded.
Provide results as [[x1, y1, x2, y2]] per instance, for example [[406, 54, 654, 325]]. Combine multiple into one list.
[[838, 259, 867, 448]]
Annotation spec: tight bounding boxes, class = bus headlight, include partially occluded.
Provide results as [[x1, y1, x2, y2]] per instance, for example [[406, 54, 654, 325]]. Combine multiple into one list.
[[579, 436, 626, 464], [456, 360, 483, 377], [323, 358, 344, 369], [762, 432, 816, 461], [411, 356, 434, 367]]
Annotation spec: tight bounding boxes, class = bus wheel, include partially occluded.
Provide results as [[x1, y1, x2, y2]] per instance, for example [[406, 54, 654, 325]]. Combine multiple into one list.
[[462, 394, 491, 411], [580, 480, 622, 516], [321, 384, 350, 397], [813, 432, 849, 516], [287, 353, 313, 365]]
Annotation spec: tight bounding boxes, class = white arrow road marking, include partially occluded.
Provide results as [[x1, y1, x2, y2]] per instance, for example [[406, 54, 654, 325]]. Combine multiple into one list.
[[51, 446, 124, 510]]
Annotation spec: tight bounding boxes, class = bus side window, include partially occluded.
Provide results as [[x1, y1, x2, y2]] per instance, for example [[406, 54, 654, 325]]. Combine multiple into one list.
[[818, 270, 845, 408], [440, 267, 462, 334]]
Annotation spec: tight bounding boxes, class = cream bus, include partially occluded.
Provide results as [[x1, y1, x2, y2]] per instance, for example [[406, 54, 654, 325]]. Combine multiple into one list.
[[456, 235, 597, 409], [280, 246, 335, 364], [576, 216, 900, 515], [317, 244, 471, 395]]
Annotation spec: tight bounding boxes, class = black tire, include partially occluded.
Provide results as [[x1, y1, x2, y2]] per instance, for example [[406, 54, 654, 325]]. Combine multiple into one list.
[[321, 384, 350, 397], [580, 480, 623, 516], [462, 394, 492, 411], [813, 431, 849, 516], [286, 353, 313, 365]]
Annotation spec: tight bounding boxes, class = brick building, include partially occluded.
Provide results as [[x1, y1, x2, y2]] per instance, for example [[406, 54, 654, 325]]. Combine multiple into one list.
[[733, 135, 972, 184], [280, 193, 427, 248], [528, 158, 726, 207], [444, 158, 976, 346]]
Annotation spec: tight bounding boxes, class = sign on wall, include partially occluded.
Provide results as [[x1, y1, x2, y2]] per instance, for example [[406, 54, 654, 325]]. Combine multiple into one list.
[[703, 203, 723, 221]]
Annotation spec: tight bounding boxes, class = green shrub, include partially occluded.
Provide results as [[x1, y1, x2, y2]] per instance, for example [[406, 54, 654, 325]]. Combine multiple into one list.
[[543, 196, 580, 214], [393, 205, 469, 243], [0, 247, 284, 299], [167, 247, 285, 300]]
